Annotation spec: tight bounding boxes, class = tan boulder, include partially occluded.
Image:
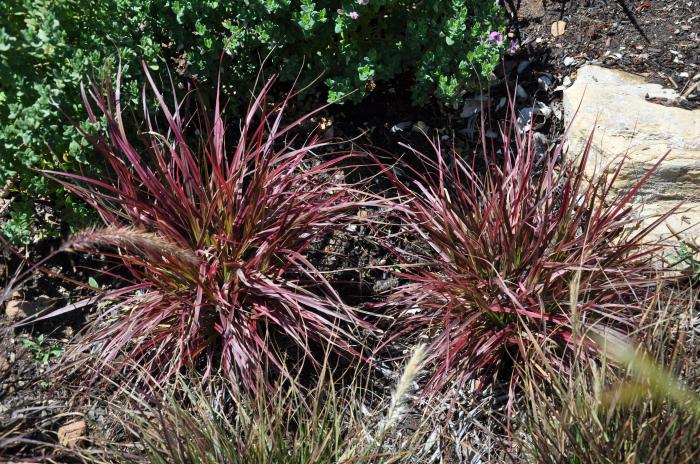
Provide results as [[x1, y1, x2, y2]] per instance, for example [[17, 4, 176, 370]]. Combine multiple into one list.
[[58, 420, 87, 448], [563, 65, 700, 243]]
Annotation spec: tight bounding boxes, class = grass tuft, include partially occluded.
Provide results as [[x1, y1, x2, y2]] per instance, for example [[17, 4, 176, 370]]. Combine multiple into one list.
[[47, 64, 376, 391], [379, 99, 672, 402], [520, 284, 700, 463], [84, 346, 429, 464]]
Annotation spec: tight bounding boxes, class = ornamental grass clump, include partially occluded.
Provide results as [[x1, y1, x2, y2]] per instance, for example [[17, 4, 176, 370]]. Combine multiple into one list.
[[100, 347, 428, 464], [48, 64, 374, 391], [520, 285, 700, 463], [381, 102, 671, 399]]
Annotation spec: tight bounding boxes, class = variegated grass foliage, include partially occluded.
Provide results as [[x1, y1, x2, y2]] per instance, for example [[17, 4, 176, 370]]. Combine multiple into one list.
[[46, 65, 380, 391], [6, 67, 696, 463], [379, 97, 672, 407]]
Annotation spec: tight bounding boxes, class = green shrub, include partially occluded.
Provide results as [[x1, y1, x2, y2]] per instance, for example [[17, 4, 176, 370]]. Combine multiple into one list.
[[142, 0, 506, 103], [1, 0, 504, 243], [1, 0, 145, 242]]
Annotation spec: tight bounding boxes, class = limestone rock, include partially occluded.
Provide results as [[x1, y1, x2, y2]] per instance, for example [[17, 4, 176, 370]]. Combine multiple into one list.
[[563, 65, 700, 242], [551, 20, 567, 37]]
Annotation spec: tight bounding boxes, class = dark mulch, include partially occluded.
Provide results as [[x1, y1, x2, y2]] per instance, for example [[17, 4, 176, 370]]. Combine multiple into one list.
[[1, 252, 92, 460], [515, 0, 699, 107], [2, 1, 697, 461]]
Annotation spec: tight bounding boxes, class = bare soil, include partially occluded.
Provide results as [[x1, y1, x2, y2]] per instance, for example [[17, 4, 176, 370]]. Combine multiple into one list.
[[2, 1, 698, 460], [517, 0, 699, 107]]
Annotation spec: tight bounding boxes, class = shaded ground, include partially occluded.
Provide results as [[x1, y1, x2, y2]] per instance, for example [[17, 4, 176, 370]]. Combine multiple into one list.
[[517, 0, 699, 107], [2, 1, 698, 461], [0, 251, 99, 461]]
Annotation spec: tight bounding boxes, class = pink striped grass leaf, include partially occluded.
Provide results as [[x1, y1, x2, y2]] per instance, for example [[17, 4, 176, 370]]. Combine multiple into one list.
[[44, 63, 377, 391], [378, 98, 674, 405]]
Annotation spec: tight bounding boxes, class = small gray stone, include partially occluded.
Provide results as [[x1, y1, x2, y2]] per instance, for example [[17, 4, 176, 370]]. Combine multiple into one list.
[[538, 74, 554, 92], [517, 102, 552, 132], [373, 277, 399, 293], [517, 60, 530, 74]]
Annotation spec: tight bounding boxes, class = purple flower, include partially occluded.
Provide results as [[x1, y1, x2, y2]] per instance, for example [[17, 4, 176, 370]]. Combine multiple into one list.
[[356, 0, 369, 4], [489, 31, 503, 44], [349, 11, 359, 20], [509, 39, 517, 53]]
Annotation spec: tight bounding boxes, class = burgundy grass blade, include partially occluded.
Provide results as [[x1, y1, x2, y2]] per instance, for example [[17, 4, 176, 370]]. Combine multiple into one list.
[[47, 64, 376, 391], [380, 98, 672, 402]]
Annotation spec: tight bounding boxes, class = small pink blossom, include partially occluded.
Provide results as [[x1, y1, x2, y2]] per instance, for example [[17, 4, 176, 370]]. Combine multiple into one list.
[[349, 11, 359, 20], [489, 31, 503, 44]]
